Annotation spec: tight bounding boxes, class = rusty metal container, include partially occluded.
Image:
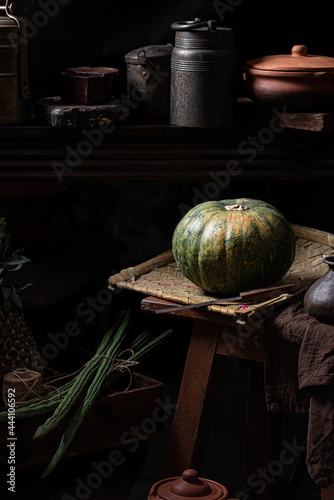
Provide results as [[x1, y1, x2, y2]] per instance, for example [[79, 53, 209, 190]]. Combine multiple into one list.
[[124, 44, 173, 118], [170, 19, 236, 128], [61, 67, 119, 105], [0, 1, 30, 125]]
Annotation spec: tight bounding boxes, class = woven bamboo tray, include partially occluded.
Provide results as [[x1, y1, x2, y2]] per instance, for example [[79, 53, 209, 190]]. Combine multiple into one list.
[[108, 224, 334, 320]]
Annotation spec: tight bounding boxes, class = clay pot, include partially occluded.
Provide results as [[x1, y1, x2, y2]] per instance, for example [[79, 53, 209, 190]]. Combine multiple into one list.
[[304, 256, 334, 324], [148, 469, 229, 500], [242, 45, 334, 111]]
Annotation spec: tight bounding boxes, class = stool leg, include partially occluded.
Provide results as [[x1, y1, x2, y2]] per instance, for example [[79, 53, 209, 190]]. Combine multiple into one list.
[[322, 485, 334, 500], [162, 320, 225, 478], [243, 361, 283, 500]]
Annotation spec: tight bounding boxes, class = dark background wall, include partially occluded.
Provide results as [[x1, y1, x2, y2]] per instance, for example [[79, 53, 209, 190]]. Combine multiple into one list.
[[1, 0, 333, 278], [8, 0, 334, 99], [3, 0, 331, 258]]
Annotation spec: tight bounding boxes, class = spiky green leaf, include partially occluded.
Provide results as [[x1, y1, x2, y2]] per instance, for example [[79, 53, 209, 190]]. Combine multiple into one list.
[[0, 217, 6, 236], [20, 283, 33, 291], [10, 286, 23, 308], [0, 246, 10, 264], [5, 256, 30, 266], [0, 230, 30, 311], [1, 286, 11, 301]]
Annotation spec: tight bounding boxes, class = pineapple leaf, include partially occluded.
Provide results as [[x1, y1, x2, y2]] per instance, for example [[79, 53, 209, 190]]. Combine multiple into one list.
[[0, 231, 31, 311], [2, 298, 10, 314], [1, 235, 10, 259], [0, 275, 10, 286], [12, 248, 25, 255], [5, 264, 26, 272], [5, 255, 30, 266], [0, 217, 5, 236], [1, 286, 11, 301], [10, 286, 23, 309], [20, 283, 33, 291]]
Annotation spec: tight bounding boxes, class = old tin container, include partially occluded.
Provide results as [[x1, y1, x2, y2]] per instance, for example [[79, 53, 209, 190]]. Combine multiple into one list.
[[170, 19, 237, 128], [124, 44, 173, 118], [61, 67, 119, 105], [148, 469, 230, 500], [0, 1, 30, 125]]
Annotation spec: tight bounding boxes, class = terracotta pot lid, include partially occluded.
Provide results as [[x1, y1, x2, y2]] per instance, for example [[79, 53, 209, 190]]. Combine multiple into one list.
[[244, 45, 334, 72], [148, 469, 229, 500]]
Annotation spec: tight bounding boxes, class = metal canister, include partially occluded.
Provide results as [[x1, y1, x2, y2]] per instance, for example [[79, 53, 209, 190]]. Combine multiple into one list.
[[124, 44, 173, 118], [170, 19, 236, 127], [0, 1, 30, 125]]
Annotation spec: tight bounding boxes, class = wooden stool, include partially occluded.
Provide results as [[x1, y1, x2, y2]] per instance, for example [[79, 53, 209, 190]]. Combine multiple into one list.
[[141, 296, 334, 500]]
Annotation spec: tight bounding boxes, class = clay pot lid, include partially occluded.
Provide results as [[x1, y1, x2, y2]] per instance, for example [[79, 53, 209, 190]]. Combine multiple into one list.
[[148, 469, 229, 500], [244, 45, 334, 72]]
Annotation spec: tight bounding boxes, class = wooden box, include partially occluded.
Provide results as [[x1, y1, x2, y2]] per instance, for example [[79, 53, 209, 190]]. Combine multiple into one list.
[[0, 372, 165, 468]]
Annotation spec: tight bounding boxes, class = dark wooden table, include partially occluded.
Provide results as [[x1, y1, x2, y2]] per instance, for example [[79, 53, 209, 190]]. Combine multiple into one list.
[[141, 295, 334, 500]]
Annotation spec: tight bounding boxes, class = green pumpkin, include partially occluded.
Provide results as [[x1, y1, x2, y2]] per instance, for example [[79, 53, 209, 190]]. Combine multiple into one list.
[[172, 198, 296, 296]]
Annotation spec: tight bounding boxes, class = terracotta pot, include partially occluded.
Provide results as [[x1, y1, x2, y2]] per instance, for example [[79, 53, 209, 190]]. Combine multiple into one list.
[[242, 45, 334, 111], [304, 256, 334, 324], [148, 469, 229, 500]]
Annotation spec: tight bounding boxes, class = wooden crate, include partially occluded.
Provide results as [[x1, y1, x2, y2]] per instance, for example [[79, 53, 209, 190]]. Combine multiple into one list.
[[0, 372, 165, 468]]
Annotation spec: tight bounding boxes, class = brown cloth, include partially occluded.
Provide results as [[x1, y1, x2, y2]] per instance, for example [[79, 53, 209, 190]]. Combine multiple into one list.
[[264, 300, 334, 489]]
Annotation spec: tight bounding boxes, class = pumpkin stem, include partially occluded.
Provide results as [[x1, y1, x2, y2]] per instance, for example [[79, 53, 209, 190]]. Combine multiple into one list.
[[225, 204, 249, 211]]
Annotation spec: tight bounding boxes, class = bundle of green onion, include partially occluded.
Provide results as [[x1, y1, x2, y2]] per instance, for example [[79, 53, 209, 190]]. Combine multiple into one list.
[[0, 311, 172, 477]]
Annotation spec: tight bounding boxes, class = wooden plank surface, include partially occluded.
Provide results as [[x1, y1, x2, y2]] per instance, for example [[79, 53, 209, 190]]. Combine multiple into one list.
[[1, 103, 334, 180], [238, 97, 334, 132], [217, 325, 264, 362], [142, 296, 265, 362]]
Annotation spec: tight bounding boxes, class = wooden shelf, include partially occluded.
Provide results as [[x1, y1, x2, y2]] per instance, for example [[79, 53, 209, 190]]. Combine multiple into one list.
[[1, 100, 334, 181]]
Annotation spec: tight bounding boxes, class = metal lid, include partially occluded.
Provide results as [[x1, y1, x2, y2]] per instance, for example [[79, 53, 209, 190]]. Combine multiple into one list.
[[124, 44, 173, 65], [172, 19, 234, 50], [148, 469, 229, 500], [245, 45, 334, 72], [62, 67, 119, 78]]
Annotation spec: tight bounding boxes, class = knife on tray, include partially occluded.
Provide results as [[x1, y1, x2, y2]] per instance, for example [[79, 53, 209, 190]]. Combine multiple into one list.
[[154, 282, 296, 315]]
